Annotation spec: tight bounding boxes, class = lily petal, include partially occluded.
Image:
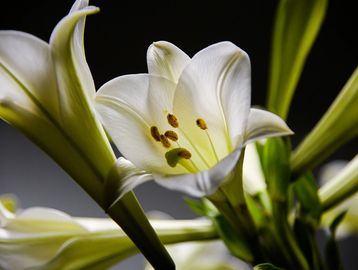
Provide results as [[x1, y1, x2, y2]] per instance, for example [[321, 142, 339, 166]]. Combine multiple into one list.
[[244, 108, 293, 144], [95, 74, 184, 174], [174, 42, 251, 161], [147, 41, 190, 82], [49, 2, 115, 179], [155, 147, 242, 197], [0, 31, 59, 118]]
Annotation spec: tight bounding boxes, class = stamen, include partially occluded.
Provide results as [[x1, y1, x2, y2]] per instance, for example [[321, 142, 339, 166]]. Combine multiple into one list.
[[167, 113, 179, 128], [164, 130, 178, 141], [160, 134, 171, 148], [196, 118, 208, 130], [150, 126, 161, 142], [195, 118, 219, 162]]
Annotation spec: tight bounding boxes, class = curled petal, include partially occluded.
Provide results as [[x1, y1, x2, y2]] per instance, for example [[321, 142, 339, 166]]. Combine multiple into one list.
[[244, 108, 293, 144]]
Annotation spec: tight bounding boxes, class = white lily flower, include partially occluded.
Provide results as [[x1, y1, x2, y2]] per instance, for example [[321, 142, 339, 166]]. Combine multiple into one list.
[[0, 1, 177, 267], [0, 0, 114, 205], [319, 158, 358, 238], [0, 196, 216, 270], [95, 41, 292, 197], [144, 240, 250, 270]]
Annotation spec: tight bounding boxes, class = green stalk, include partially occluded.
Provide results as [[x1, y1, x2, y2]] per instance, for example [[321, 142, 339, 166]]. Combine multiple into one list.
[[319, 155, 358, 211]]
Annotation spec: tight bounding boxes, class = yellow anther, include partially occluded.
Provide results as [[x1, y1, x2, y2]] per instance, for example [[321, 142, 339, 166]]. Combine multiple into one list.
[[150, 126, 161, 142], [167, 113, 179, 128], [196, 118, 208, 130], [164, 130, 178, 141], [160, 134, 171, 148], [178, 149, 192, 159]]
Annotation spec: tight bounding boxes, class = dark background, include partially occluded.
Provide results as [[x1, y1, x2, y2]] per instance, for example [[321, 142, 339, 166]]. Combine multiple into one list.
[[0, 0, 357, 269]]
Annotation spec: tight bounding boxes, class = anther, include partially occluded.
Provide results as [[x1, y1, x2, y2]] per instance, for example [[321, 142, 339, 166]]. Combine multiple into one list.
[[164, 130, 178, 141], [160, 134, 171, 148], [167, 113, 179, 128], [196, 118, 208, 130], [178, 149, 192, 159], [150, 126, 161, 142]]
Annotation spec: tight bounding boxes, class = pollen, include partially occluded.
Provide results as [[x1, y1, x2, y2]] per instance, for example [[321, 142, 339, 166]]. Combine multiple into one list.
[[178, 149, 192, 159], [160, 134, 171, 148], [164, 130, 178, 141], [150, 126, 161, 141], [167, 113, 179, 128], [196, 118, 208, 130]]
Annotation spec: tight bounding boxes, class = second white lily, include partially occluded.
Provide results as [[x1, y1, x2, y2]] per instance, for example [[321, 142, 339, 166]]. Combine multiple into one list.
[[95, 41, 292, 197]]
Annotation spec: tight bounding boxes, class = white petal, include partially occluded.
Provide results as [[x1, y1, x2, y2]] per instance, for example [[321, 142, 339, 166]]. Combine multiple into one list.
[[243, 143, 266, 195], [0, 31, 59, 118], [244, 108, 293, 144], [95, 75, 185, 174], [154, 147, 242, 197], [174, 42, 251, 162], [147, 41, 190, 82], [50, 1, 97, 100]]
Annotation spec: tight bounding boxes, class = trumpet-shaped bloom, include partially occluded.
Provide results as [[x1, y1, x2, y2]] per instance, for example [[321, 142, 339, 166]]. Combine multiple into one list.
[[95, 41, 292, 197], [0, 196, 216, 270], [0, 0, 113, 204], [0, 1, 175, 267]]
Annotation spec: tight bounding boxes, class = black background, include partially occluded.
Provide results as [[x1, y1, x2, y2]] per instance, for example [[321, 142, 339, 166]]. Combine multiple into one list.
[[0, 1, 357, 269]]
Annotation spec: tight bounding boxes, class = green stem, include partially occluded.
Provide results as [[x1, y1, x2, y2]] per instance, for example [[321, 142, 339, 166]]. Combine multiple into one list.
[[272, 202, 309, 270]]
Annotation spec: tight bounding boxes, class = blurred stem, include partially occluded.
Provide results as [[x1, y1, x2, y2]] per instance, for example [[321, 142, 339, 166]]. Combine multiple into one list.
[[319, 155, 358, 211], [272, 201, 309, 270]]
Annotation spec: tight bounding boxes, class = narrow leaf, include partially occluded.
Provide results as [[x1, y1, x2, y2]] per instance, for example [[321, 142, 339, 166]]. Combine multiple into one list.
[[267, 0, 327, 119], [292, 68, 358, 174]]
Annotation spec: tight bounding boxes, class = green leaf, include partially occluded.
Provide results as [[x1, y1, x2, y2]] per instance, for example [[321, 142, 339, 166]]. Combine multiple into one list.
[[254, 262, 285, 270], [324, 211, 347, 270], [292, 67, 358, 174], [294, 172, 321, 227], [261, 138, 291, 202], [267, 0, 327, 119], [184, 197, 208, 217]]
